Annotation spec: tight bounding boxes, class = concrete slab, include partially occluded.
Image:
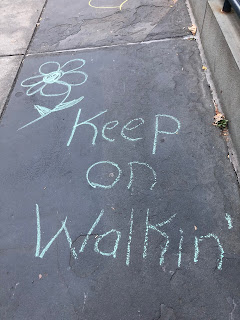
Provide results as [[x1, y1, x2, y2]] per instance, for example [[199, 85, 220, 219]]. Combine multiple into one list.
[[0, 0, 45, 55], [0, 56, 23, 114], [29, 0, 191, 53], [0, 39, 240, 320]]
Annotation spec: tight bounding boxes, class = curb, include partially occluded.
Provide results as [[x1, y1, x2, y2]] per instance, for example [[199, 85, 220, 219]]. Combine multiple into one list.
[[188, 0, 240, 162]]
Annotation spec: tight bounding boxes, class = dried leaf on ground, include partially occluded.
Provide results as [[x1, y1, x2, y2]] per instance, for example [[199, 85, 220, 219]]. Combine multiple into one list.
[[214, 112, 224, 123], [188, 24, 197, 35]]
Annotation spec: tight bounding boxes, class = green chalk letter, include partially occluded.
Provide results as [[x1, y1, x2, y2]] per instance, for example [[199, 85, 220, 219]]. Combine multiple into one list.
[[121, 118, 144, 141], [128, 161, 157, 190], [35, 204, 77, 259], [143, 209, 177, 265], [194, 233, 224, 270], [67, 109, 108, 146], [153, 114, 180, 154], [86, 160, 122, 189], [94, 229, 121, 258], [102, 120, 119, 142]]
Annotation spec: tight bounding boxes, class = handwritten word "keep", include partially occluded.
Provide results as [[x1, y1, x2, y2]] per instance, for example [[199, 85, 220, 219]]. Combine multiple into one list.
[[67, 109, 180, 154]]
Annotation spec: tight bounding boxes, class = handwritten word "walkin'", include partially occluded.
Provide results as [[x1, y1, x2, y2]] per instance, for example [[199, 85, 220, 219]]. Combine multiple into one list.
[[34, 204, 225, 270]]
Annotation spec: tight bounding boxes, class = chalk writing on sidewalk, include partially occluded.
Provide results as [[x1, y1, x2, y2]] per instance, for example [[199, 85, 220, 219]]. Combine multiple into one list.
[[19, 59, 88, 130], [225, 213, 233, 229], [86, 160, 157, 190], [86, 160, 122, 189], [20, 59, 181, 154], [35, 204, 78, 259], [20, 58, 231, 272], [152, 114, 180, 154], [194, 234, 224, 270], [67, 107, 181, 152], [34, 204, 227, 270], [88, 0, 129, 10]]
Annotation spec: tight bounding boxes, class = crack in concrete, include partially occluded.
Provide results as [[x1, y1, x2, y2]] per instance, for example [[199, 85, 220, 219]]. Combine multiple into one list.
[[169, 268, 179, 282], [0, 245, 35, 251], [31, 3, 174, 51], [227, 297, 238, 320], [27, 35, 189, 56], [56, 241, 80, 320], [156, 304, 176, 320]]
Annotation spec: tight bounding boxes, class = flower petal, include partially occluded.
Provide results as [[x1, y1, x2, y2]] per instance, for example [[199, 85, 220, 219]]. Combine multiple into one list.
[[60, 71, 88, 86], [26, 83, 46, 96], [40, 81, 70, 97], [39, 61, 60, 75], [21, 75, 43, 88], [61, 59, 85, 73]]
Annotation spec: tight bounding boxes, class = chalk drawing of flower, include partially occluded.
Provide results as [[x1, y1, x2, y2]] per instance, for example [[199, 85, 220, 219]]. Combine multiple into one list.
[[19, 59, 88, 130]]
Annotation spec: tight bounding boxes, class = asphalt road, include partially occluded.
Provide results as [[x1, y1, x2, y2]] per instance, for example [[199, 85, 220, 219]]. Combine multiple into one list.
[[0, 1, 240, 319]]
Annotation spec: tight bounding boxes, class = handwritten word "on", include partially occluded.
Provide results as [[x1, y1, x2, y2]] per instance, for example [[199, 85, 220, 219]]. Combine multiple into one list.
[[86, 160, 157, 190]]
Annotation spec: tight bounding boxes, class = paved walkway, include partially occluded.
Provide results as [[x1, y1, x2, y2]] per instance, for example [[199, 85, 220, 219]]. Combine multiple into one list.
[[0, 1, 240, 319]]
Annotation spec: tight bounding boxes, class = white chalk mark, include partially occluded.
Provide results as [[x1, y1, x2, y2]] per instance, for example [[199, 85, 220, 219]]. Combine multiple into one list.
[[94, 229, 121, 258], [178, 229, 183, 268], [143, 209, 150, 259], [89, 0, 129, 10], [35, 204, 41, 257], [128, 161, 157, 190], [11, 282, 20, 299], [35, 204, 77, 259], [67, 109, 108, 146], [143, 209, 176, 265], [102, 120, 119, 142], [63, 224, 78, 259], [86, 160, 122, 189], [153, 114, 180, 154], [194, 233, 224, 270], [82, 292, 88, 312], [121, 118, 144, 141], [39, 219, 67, 258], [126, 209, 134, 266], [225, 213, 233, 229]]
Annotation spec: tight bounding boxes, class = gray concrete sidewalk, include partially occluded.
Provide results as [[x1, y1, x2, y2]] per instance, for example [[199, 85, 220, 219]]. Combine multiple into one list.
[[0, 0, 46, 114], [0, 1, 240, 320]]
